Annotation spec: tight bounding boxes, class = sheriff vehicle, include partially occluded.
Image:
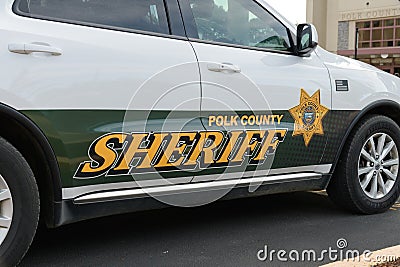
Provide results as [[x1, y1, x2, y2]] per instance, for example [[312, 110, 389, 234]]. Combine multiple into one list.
[[1, 0, 400, 265]]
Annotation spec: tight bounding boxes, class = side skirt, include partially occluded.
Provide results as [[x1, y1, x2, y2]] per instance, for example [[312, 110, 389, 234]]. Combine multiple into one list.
[[52, 173, 331, 227]]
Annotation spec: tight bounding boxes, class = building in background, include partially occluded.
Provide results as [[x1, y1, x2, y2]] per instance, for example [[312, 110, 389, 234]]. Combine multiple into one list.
[[307, 0, 400, 75]]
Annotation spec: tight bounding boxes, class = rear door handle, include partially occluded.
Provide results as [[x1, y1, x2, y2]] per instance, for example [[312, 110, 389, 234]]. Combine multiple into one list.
[[8, 43, 62, 56], [207, 63, 241, 73]]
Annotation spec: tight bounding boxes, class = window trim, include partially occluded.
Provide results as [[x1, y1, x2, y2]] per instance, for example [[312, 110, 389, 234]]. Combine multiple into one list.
[[12, 0, 188, 41], [177, 0, 296, 55], [356, 17, 400, 49], [164, 0, 186, 36], [187, 38, 296, 55]]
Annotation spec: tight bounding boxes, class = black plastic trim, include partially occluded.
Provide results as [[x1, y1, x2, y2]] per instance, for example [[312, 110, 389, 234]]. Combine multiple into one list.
[[329, 100, 400, 176], [0, 103, 62, 199], [53, 175, 330, 227], [0, 103, 62, 227], [187, 38, 296, 55], [177, 0, 199, 39], [165, 0, 187, 37]]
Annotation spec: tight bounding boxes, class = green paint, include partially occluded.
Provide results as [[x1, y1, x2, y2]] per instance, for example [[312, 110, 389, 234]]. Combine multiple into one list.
[[22, 109, 355, 189]]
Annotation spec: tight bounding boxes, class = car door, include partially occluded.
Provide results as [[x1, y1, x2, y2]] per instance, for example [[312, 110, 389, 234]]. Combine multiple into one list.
[[179, 0, 333, 183], [3, 0, 203, 195]]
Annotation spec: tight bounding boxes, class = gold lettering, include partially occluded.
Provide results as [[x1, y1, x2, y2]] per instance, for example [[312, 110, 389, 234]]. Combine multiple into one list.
[[224, 116, 229, 126], [186, 131, 225, 167], [248, 115, 255, 126], [241, 115, 248, 126], [216, 116, 224, 127], [78, 133, 127, 175], [230, 130, 267, 162], [253, 129, 287, 161], [112, 133, 149, 172], [216, 131, 242, 163], [263, 115, 270, 125], [209, 116, 216, 127], [231, 116, 239, 126], [276, 115, 284, 124], [155, 133, 197, 167]]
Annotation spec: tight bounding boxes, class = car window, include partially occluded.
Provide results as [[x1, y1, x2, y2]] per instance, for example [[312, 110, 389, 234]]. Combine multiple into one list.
[[17, 0, 170, 35], [188, 0, 291, 51]]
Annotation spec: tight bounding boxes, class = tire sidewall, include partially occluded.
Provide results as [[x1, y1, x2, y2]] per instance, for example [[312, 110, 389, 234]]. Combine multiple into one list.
[[346, 116, 400, 213], [0, 139, 39, 267]]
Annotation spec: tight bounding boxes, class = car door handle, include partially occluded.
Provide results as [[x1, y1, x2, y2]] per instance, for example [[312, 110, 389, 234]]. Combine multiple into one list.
[[8, 43, 62, 56], [207, 63, 241, 73]]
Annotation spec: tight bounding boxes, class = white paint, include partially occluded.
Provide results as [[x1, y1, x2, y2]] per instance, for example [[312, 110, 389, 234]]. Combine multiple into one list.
[[316, 47, 400, 110], [1, 0, 396, 113], [0, 1, 201, 111], [193, 44, 332, 111]]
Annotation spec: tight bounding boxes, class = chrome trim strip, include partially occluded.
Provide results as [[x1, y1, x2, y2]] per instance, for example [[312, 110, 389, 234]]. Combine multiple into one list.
[[74, 172, 323, 204], [62, 164, 332, 200], [191, 164, 332, 183], [62, 177, 192, 200]]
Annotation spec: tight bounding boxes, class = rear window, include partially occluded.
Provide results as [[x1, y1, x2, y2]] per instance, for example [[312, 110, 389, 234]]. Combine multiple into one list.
[[15, 0, 170, 35]]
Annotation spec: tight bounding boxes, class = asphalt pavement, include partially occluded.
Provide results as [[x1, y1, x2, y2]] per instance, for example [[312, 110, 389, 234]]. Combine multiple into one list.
[[19, 192, 400, 267]]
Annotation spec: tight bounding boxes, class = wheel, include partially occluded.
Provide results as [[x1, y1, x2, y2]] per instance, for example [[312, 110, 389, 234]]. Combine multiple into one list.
[[0, 137, 39, 266], [327, 115, 400, 214]]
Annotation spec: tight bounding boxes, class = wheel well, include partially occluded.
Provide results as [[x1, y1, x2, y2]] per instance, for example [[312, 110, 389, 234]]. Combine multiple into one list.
[[331, 101, 400, 177], [0, 105, 61, 228], [366, 105, 400, 127]]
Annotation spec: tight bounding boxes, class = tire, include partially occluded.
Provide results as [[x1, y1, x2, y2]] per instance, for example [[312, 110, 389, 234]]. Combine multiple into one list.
[[328, 115, 400, 214], [0, 137, 39, 266]]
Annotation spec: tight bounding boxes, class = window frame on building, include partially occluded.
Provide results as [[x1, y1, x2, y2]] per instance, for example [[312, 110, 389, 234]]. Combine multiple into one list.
[[356, 17, 400, 49]]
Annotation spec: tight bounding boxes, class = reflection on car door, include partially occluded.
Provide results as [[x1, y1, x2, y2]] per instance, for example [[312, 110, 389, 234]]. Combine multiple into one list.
[[180, 0, 332, 183], [6, 0, 202, 193]]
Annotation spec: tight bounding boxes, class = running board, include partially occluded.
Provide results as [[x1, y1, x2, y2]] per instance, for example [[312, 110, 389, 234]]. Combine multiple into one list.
[[74, 172, 322, 205]]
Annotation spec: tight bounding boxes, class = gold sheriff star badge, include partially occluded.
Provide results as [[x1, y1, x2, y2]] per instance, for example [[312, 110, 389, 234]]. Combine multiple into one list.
[[289, 89, 329, 147]]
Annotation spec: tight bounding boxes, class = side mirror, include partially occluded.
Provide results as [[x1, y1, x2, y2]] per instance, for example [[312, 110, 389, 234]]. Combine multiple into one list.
[[296, 24, 318, 56]]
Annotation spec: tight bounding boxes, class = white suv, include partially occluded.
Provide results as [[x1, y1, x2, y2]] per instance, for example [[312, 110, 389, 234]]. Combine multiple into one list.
[[0, 0, 400, 265]]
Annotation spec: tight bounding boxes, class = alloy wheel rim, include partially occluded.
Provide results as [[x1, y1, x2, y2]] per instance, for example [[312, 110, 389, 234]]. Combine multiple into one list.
[[0, 175, 12, 246], [358, 133, 399, 200]]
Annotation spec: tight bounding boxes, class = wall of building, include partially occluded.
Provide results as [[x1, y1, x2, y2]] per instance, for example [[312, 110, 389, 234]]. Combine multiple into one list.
[[307, 0, 400, 75], [307, 0, 400, 53], [306, 0, 327, 48]]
